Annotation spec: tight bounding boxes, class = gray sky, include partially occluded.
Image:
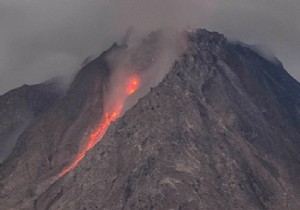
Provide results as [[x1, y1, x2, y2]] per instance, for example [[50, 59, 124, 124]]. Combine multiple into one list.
[[0, 0, 299, 94]]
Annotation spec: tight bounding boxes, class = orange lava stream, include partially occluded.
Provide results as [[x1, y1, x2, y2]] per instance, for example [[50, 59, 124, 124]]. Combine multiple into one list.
[[59, 75, 140, 177]]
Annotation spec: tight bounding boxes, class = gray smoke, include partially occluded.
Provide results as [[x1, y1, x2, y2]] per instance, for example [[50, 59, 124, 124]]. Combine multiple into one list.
[[104, 29, 184, 116], [0, 0, 299, 94]]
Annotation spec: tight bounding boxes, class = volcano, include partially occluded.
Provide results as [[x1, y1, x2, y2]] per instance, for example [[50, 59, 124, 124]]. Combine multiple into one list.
[[1, 29, 300, 210]]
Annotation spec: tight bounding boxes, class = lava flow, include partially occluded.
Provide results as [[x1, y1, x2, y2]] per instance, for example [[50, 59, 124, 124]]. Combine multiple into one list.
[[126, 75, 139, 95], [59, 74, 140, 177]]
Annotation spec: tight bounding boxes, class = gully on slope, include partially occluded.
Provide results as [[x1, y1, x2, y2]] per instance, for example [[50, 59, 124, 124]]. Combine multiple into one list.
[[59, 74, 140, 177]]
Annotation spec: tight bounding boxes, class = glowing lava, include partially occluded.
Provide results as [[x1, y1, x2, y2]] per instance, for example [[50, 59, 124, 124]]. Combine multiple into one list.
[[59, 75, 140, 177], [126, 75, 139, 95]]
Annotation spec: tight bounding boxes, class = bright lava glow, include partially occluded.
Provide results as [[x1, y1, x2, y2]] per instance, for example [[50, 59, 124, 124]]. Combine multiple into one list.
[[126, 75, 139, 95], [59, 75, 140, 177]]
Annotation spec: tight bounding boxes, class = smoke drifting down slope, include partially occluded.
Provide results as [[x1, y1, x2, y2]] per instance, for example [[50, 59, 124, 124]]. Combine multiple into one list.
[[1, 28, 300, 210], [0, 30, 183, 210], [34, 29, 300, 210], [59, 74, 140, 177], [59, 30, 183, 176]]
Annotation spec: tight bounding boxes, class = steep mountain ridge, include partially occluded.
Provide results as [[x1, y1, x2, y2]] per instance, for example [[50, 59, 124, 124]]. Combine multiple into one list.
[[0, 32, 165, 209], [0, 29, 300, 210], [34, 29, 300, 209]]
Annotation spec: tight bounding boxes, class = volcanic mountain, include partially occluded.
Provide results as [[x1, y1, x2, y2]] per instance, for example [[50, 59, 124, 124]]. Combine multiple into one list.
[[1, 29, 300, 210]]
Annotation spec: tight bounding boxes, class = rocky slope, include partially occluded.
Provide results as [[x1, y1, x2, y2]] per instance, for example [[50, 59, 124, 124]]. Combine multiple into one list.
[[0, 45, 113, 209], [1, 29, 300, 210], [0, 32, 164, 209], [0, 82, 62, 163], [35, 30, 300, 210]]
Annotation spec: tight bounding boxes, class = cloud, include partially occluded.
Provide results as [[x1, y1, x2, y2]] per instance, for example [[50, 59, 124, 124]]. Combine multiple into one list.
[[210, 0, 300, 80], [0, 0, 299, 94]]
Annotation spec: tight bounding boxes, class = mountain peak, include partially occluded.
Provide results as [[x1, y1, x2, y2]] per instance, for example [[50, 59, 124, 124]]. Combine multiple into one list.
[[1, 29, 300, 210]]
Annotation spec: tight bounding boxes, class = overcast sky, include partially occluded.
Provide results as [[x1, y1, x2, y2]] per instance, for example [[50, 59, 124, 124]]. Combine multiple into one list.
[[0, 0, 299, 94]]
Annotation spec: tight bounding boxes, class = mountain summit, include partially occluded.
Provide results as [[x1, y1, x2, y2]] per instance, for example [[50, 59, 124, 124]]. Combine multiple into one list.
[[1, 29, 300, 210]]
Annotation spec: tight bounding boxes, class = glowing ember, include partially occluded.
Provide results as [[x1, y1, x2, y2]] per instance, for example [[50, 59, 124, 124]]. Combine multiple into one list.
[[59, 75, 140, 177], [126, 75, 140, 95]]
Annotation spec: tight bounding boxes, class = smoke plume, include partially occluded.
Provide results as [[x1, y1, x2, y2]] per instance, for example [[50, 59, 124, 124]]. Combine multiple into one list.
[[105, 29, 184, 115], [0, 0, 299, 94]]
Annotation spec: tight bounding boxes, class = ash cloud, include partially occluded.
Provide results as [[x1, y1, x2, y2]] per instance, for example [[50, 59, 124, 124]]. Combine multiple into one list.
[[0, 0, 299, 95], [104, 29, 184, 115]]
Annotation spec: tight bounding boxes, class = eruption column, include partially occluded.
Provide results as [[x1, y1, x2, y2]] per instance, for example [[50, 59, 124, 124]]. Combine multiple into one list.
[[59, 74, 140, 177]]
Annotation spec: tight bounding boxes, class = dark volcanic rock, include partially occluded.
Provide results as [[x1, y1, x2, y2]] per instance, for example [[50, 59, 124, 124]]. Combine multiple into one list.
[[0, 32, 168, 210], [1, 29, 300, 210], [0, 46, 114, 209], [33, 29, 300, 210], [0, 82, 62, 163]]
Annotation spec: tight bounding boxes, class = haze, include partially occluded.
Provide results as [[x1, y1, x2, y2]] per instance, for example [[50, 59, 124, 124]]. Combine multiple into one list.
[[0, 0, 299, 94]]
